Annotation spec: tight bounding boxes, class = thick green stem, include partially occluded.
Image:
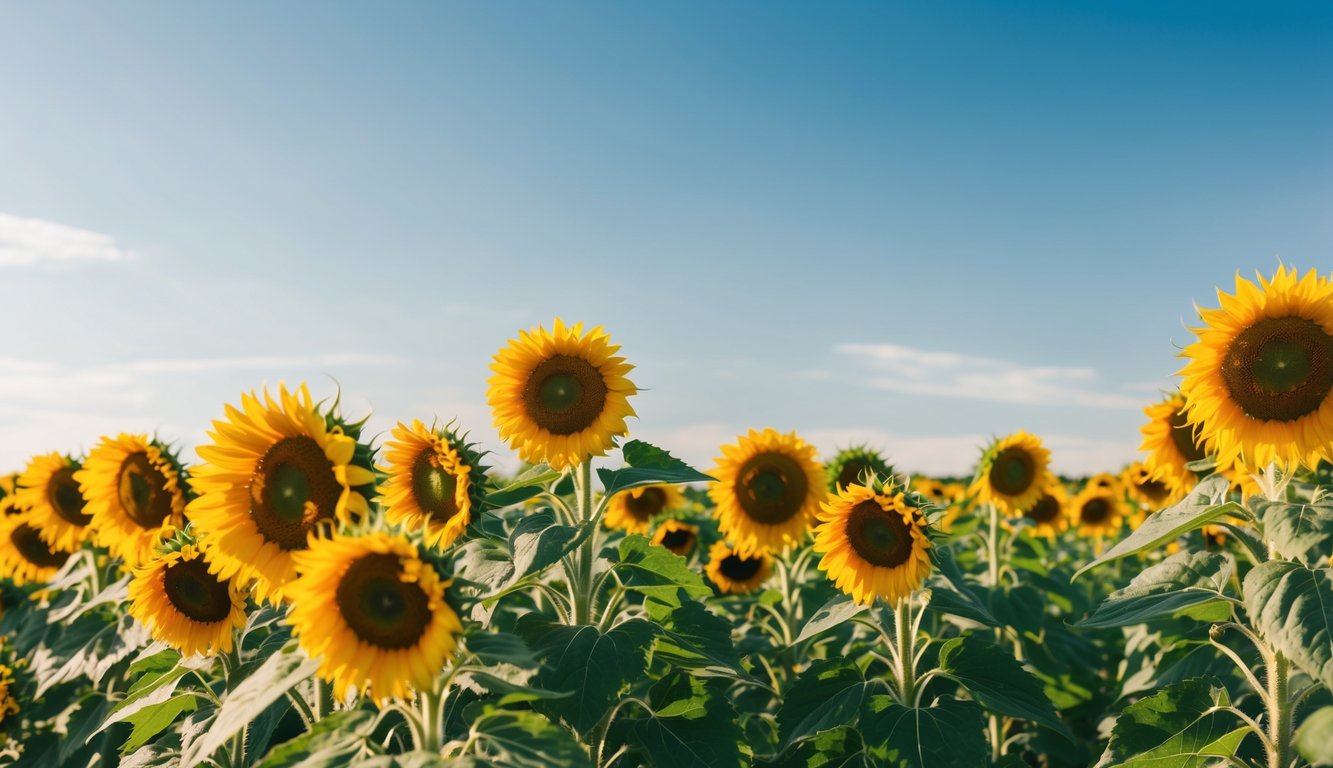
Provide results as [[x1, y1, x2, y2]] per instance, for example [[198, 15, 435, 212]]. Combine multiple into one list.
[[986, 503, 1000, 588], [895, 596, 916, 706], [1266, 651, 1291, 768], [418, 686, 447, 753], [571, 460, 597, 626]]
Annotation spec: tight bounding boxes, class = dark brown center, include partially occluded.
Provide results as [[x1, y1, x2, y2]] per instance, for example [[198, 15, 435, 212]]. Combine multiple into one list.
[[411, 448, 462, 523], [845, 500, 914, 568], [1024, 494, 1061, 524], [163, 557, 233, 623], [988, 447, 1035, 497], [1135, 477, 1171, 505], [718, 553, 763, 582], [836, 460, 869, 490], [12, 523, 68, 568], [1220, 316, 1333, 422], [658, 527, 695, 554], [248, 436, 342, 550], [521, 355, 608, 435], [1169, 406, 1209, 464], [1080, 497, 1113, 524], [624, 487, 667, 521], [118, 452, 175, 528], [336, 553, 432, 650], [736, 452, 809, 525], [49, 467, 91, 526]]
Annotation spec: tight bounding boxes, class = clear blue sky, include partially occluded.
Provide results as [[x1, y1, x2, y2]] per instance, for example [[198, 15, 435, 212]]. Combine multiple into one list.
[[1, 1, 1330, 476]]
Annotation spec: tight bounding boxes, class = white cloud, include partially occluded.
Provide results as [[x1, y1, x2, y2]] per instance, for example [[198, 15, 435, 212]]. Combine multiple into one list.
[[115, 354, 403, 374], [0, 212, 132, 267], [835, 342, 1142, 409]]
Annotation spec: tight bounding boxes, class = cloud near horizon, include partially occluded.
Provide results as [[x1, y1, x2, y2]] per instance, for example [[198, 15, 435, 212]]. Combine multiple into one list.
[[0, 212, 133, 267]]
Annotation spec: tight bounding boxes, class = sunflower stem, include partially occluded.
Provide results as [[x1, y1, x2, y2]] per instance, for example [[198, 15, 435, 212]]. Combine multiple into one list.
[[571, 459, 598, 626], [985, 503, 1000, 588], [893, 595, 917, 706], [418, 684, 447, 753], [1264, 649, 1291, 768]]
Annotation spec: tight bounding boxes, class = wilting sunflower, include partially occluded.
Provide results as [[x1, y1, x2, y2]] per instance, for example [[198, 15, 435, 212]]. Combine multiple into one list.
[[488, 318, 637, 471], [1020, 484, 1069, 538], [1180, 266, 1333, 470], [188, 384, 376, 603], [17, 453, 92, 552], [127, 544, 246, 656], [605, 484, 684, 534], [0, 509, 72, 585], [1139, 392, 1211, 499], [711, 429, 826, 557], [650, 519, 699, 557], [814, 484, 932, 606], [287, 532, 462, 704], [379, 420, 487, 551], [704, 540, 772, 595], [1072, 487, 1123, 538], [75, 434, 188, 567], [0, 664, 18, 726], [969, 432, 1052, 516], [1121, 462, 1179, 510], [825, 446, 894, 493]]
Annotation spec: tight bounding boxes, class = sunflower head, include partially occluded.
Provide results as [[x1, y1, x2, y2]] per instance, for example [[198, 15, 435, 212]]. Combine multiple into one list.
[[710, 429, 826, 557], [1086, 473, 1120, 494], [605, 484, 684, 535], [0, 509, 73, 586], [379, 420, 489, 551], [969, 431, 1052, 516], [1180, 266, 1333, 470], [1139, 392, 1212, 500], [704, 540, 772, 595], [1072, 487, 1123, 538], [288, 533, 462, 704], [1120, 462, 1179, 510], [910, 476, 952, 507], [825, 446, 894, 493], [74, 434, 190, 567], [187, 383, 377, 603], [487, 319, 637, 471], [127, 542, 247, 656], [16, 452, 92, 552], [650, 519, 699, 557], [814, 484, 932, 606], [1020, 483, 1070, 539]]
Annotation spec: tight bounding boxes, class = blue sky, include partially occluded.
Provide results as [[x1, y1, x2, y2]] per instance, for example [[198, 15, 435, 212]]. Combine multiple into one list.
[[1, 1, 1330, 476]]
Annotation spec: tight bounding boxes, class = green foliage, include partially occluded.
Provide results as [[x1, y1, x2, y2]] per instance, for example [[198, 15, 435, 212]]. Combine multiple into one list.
[[615, 534, 711, 607], [937, 632, 1073, 740], [1243, 560, 1333, 691], [597, 440, 715, 496], [1100, 677, 1250, 767], [1076, 551, 1234, 629], [860, 695, 988, 768], [1295, 705, 1333, 767], [1254, 498, 1333, 565]]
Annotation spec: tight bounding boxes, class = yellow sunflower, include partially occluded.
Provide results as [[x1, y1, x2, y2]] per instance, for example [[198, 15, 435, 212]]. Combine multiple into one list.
[[1180, 266, 1333, 470], [911, 476, 951, 506], [287, 532, 462, 704], [1020, 484, 1070, 538], [487, 318, 637, 471], [1120, 462, 1180, 511], [17, 453, 92, 552], [650, 519, 699, 557], [1072, 487, 1123, 538], [605, 484, 684, 534], [825, 446, 894, 493], [0, 473, 18, 501], [0, 664, 18, 726], [187, 383, 376, 603], [75, 434, 188, 567], [1086, 473, 1120, 494], [127, 544, 246, 656], [1139, 392, 1212, 499], [379, 420, 487, 551], [969, 431, 1052, 516], [814, 484, 932, 606], [704, 540, 772, 595], [0, 509, 73, 585], [710, 429, 826, 557]]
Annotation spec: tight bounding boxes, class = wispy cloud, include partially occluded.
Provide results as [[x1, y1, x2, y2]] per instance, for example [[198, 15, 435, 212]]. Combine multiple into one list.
[[835, 343, 1142, 409], [0, 212, 133, 267]]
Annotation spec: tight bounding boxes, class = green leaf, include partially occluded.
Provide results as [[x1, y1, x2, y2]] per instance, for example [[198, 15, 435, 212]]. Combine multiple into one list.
[[467, 630, 539, 669], [505, 511, 579, 587], [1073, 476, 1237, 579], [598, 440, 715, 496], [1255, 499, 1333, 565], [795, 595, 868, 644], [1101, 677, 1249, 767], [928, 547, 1000, 627], [467, 705, 593, 768], [937, 633, 1073, 741], [630, 673, 744, 768], [486, 464, 562, 508], [860, 695, 988, 768], [776, 659, 867, 750], [1295, 706, 1333, 767], [1076, 551, 1234, 629], [615, 534, 711, 607], [646, 599, 744, 673], [255, 710, 377, 767], [1244, 560, 1333, 691], [120, 694, 200, 753], [761, 728, 875, 767]]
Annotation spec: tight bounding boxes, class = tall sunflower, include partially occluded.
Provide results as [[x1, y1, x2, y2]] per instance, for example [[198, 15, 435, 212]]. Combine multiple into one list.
[[711, 429, 826, 557], [605, 484, 684, 534], [1139, 392, 1211, 499], [379, 420, 487, 551], [187, 384, 376, 603], [704, 540, 772, 595], [127, 544, 246, 656], [0, 509, 72, 585], [1072, 487, 1123, 538], [487, 319, 637, 471], [813, 484, 931, 605], [1020, 484, 1069, 539], [969, 432, 1052, 516], [17, 453, 92, 552], [1180, 266, 1333, 470], [1120, 462, 1179, 510], [650, 519, 698, 557], [75, 434, 189, 567], [825, 446, 894, 493], [287, 532, 462, 704]]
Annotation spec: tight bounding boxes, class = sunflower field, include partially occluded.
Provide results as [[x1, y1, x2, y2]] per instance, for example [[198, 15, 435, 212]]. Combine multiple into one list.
[[0, 265, 1331, 768]]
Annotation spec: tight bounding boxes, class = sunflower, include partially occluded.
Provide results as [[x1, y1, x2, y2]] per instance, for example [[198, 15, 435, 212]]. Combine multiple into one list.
[[711, 429, 826, 557], [1072, 487, 1123, 538], [1120, 462, 1179, 510], [379, 420, 487, 551], [287, 532, 462, 704], [1020, 484, 1069, 538], [650, 519, 698, 557], [911, 476, 951, 506], [1180, 266, 1333, 470], [127, 544, 246, 656], [187, 384, 376, 603], [0, 509, 72, 585], [825, 446, 894, 493], [969, 432, 1052, 516], [704, 540, 772, 595], [1086, 473, 1120, 494], [0, 665, 18, 726], [813, 484, 932, 605], [1139, 392, 1212, 499], [16, 453, 92, 552], [74, 434, 188, 567], [0, 473, 17, 501], [487, 319, 637, 471], [605, 484, 684, 534]]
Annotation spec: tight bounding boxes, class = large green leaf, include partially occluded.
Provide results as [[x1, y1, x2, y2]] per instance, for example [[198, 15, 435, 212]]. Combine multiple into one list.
[[1076, 551, 1234, 629], [1100, 677, 1250, 767], [467, 630, 539, 669], [486, 464, 562, 508], [629, 673, 744, 768], [1255, 499, 1333, 565], [615, 534, 711, 607], [120, 694, 201, 754], [928, 547, 1000, 627], [936, 633, 1073, 741], [795, 595, 868, 644], [255, 710, 377, 767], [1295, 706, 1333, 767], [467, 705, 593, 768], [516, 617, 654, 734], [860, 695, 988, 768], [761, 728, 876, 768], [506, 511, 579, 586], [776, 659, 867, 750], [645, 599, 744, 673], [1074, 476, 1237, 579], [1244, 560, 1333, 691], [597, 440, 715, 496]]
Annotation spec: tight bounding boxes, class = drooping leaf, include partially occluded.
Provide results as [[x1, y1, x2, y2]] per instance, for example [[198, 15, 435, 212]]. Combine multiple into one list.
[[506, 512, 579, 587], [795, 595, 868, 644], [467, 705, 594, 768], [1100, 676, 1250, 767], [1295, 706, 1333, 767], [1077, 551, 1234, 629], [776, 659, 867, 750], [928, 547, 1000, 627], [1243, 560, 1333, 691], [486, 464, 562, 508], [936, 632, 1073, 741], [615, 534, 711, 607], [860, 695, 988, 768], [598, 440, 715, 496], [1255, 499, 1333, 565]]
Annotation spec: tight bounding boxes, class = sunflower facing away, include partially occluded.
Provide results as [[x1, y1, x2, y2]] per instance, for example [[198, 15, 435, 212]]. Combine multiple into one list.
[[969, 431, 1052, 516], [650, 519, 699, 557], [488, 318, 637, 471], [711, 429, 826, 557], [287, 532, 462, 704], [17, 453, 92, 553], [187, 384, 376, 603], [75, 434, 189, 567], [605, 484, 684, 534], [0, 507, 72, 586], [1121, 462, 1179, 511], [1180, 266, 1333, 470], [825, 446, 894, 493], [128, 544, 246, 656], [1020, 483, 1070, 539], [1072, 487, 1124, 538], [379, 420, 487, 551], [814, 484, 932, 606], [704, 540, 772, 595]]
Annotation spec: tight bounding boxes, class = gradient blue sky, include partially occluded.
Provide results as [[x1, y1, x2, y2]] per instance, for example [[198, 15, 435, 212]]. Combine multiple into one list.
[[1, 1, 1330, 476]]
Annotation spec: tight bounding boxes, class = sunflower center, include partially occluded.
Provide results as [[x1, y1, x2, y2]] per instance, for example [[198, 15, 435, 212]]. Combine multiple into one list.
[[412, 450, 461, 522], [736, 452, 809, 525], [248, 436, 342, 550], [522, 355, 608, 436], [988, 448, 1035, 497], [1080, 498, 1112, 524], [336, 553, 431, 650], [718, 553, 762, 582], [625, 487, 667, 521], [118, 452, 174, 528], [163, 558, 233, 623], [1025, 495, 1061, 524], [1221, 316, 1333, 422], [49, 467, 91, 526], [836, 460, 869, 490], [1168, 407, 1208, 464], [846, 500, 914, 568], [12, 523, 69, 568], [659, 527, 694, 552], [1136, 478, 1170, 504]]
